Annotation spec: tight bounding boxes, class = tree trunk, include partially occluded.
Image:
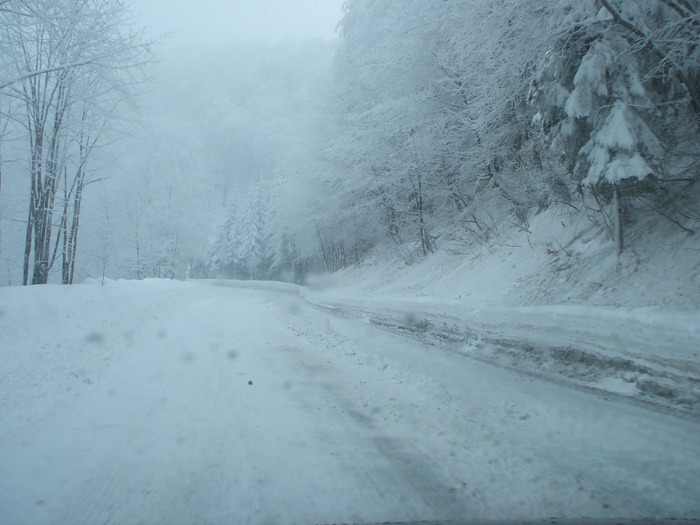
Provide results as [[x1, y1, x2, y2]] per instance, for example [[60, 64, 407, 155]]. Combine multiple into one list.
[[416, 174, 433, 256], [61, 169, 70, 284], [135, 237, 142, 279], [386, 205, 401, 243], [613, 184, 624, 258], [22, 199, 34, 285], [63, 177, 83, 284], [28, 87, 68, 285], [23, 122, 42, 285], [0, 131, 3, 259], [62, 135, 87, 285]]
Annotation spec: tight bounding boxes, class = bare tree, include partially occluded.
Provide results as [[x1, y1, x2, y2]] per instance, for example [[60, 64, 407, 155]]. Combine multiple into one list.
[[1, 0, 151, 284]]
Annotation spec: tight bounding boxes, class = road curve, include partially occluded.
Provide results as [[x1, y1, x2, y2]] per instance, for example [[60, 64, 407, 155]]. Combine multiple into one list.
[[1, 281, 698, 524]]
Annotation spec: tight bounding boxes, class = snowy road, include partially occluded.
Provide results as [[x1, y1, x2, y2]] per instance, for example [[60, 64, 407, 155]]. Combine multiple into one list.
[[1, 280, 699, 524]]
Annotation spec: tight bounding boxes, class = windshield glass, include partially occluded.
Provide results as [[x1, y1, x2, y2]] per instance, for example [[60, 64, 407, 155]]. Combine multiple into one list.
[[1, 1, 699, 524]]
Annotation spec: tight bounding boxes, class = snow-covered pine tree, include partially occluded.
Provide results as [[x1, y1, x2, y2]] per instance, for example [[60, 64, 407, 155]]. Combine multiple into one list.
[[209, 198, 238, 277], [270, 232, 301, 283], [529, 0, 698, 256], [209, 184, 276, 281], [251, 186, 274, 280]]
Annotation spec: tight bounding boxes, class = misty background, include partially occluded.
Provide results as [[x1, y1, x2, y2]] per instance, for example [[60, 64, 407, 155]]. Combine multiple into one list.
[[0, 0, 343, 284], [1, 0, 698, 287]]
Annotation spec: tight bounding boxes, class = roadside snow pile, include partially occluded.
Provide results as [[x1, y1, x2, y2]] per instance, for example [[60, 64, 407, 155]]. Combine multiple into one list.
[[298, 293, 700, 418], [0, 279, 201, 440], [294, 207, 700, 417], [205, 277, 700, 418]]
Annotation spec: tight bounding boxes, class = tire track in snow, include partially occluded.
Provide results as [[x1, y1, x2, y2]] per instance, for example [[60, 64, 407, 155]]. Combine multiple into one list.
[[48, 290, 209, 525], [3, 285, 228, 525], [274, 311, 494, 521], [274, 293, 700, 519], [325, 382, 474, 519], [5, 282, 699, 524]]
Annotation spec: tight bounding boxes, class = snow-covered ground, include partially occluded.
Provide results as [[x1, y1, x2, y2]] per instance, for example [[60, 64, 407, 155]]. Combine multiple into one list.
[[328, 208, 700, 312], [311, 208, 700, 417], [1, 278, 699, 524]]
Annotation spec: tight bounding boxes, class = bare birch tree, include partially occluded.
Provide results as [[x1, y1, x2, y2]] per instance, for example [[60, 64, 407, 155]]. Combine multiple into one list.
[[0, 0, 150, 284]]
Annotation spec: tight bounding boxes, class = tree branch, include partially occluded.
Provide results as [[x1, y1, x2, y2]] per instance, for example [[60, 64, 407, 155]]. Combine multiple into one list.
[[0, 51, 138, 91], [600, 0, 700, 114], [657, 0, 700, 28]]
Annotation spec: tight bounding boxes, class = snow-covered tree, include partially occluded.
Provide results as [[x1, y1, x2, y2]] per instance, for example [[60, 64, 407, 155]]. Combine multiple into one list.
[[325, 0, 451, 256], [1, 0, 151, 284], [210, 198, 239, 277], [318, 0, 555, 257], [209, 183, 278, 280], [530, 0, 699, 255], [209, 0, 699, 280]]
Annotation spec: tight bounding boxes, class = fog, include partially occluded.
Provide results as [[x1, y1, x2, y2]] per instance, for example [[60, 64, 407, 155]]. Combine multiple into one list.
[[2, 1, 698, 287], [131, 0, 344, 43], [0, 1, 343, 284], [2, 3, 700, 521]]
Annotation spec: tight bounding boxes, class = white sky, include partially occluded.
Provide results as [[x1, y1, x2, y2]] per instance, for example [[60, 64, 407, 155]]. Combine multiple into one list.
[[130, 0, 345, 44]]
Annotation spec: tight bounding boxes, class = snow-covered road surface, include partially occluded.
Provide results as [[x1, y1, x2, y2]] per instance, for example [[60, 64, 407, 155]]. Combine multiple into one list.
[[1, 279, 699, 524]]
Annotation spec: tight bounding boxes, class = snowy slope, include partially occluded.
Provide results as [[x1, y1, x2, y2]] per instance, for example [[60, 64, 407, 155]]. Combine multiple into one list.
[[290, 208, 700, 416], [328, 208, 700, 312]]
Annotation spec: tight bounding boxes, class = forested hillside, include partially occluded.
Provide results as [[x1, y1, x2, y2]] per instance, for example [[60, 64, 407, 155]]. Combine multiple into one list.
[[2, 0, 698, 290], [210, 0, 700, 287]]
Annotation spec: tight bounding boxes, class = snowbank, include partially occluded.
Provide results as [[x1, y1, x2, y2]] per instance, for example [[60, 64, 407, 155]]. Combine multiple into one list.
[[215, 207, 700, 416]]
